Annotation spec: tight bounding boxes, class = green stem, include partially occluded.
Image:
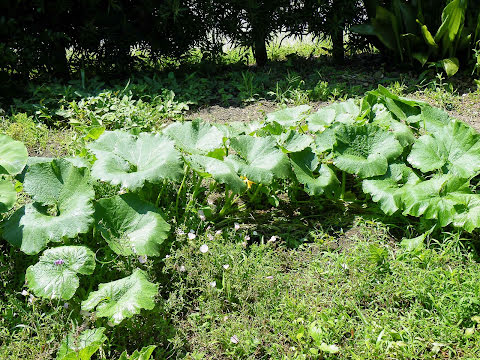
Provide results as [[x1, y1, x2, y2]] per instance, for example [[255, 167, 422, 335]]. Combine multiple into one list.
[[175, 165, 190, 221], [340, 171, 346, 200], [185, 174, 203, 213], [249, 183, 263, 203], [218, 186, 234, 217], [155, 180, 167, 207]]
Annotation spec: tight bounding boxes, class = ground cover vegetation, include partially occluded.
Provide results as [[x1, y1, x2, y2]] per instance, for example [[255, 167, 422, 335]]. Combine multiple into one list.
[[3, 1, 480, 359], [3, 76, 480, 358]]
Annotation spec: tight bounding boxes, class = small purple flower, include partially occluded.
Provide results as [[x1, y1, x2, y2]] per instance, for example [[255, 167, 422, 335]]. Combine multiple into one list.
[[54, 259, 65, 266]]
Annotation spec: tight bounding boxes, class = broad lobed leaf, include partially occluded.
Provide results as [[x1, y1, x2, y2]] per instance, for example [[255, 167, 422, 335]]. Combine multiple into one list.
[[88, 131, 183, 190], [26, 246, 95, 300], [81, 269, 158, 325]]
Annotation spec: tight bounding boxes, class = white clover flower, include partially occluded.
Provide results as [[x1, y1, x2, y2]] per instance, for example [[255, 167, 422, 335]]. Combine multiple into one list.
[[198, 210, 206, 221], [234, 223, 240, 231], [230, 335, 239, 344], [199, 244, 209, 253], [245, 235, 250, 241], [207, 233, 214, 241], [215, 230, 222, 236], [223, 264, 230, 270], [21, 290, 29, 296], [138, 255, 147, 264], [268, 236, 277, 243], [28, 294, 35, 303], [179, 265, 186, 272], [209, 281, 216, 288], [266, 275, 274, 280], [177, 229, 185, 236], [188, 231, 196, 240]]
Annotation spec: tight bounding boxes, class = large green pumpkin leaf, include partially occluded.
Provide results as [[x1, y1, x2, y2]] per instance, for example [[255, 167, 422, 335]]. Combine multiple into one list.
[[225, 136, 290, 184], [163, 119, 224, 154], [290, 148, 339, 196], [407, 120, 480, 177], [88, 131, 183, 190], [216, 121, 262, 138], [372, 104, 415, 147], [118, 346, 156, 360], [419, 105, 451, 135], [81, 269, 158, 325], [450, 193, 480, 232], [266, 105, 311, 128], [401, 175, 471, 227], [276, 130, 313, 153], [313, 127, 337, 153], [333, 124, 403, 178], [188, 155, 246, 194], [366, 86, 423, 123], [23, 159, 92, 205], [306, 99, 360, 132], [26, 246, 95, 300], [95, 194, 170, 256], [0, 134, 28, 175], [3, 160, 95, 254], [362, 163, 421, 215], [0, 179, 17, 213], [57, 327, 106, 360]]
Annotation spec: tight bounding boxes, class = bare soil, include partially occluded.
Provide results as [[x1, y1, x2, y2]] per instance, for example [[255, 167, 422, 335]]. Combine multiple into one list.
[[186, 101, 329, 124], [187, 93, 480, 132]]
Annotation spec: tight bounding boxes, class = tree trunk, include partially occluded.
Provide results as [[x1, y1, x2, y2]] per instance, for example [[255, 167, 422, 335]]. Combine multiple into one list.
[[330, 0, 345, 64], [51, 42, 70, 79], [332, 27, 344, 64], [253, 29, 268, 66]]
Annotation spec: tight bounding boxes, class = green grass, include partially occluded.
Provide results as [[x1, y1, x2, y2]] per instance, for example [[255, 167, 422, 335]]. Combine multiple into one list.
[[161, 218, 480, 359], [3, 212, 480, 359]]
